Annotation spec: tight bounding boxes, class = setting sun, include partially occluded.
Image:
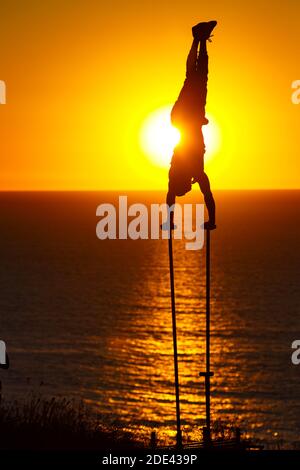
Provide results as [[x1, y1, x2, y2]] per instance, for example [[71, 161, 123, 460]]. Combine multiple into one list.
[[140, 106, 181, 167], [140, 105, 221, 168], [202, 116, 221, 163]]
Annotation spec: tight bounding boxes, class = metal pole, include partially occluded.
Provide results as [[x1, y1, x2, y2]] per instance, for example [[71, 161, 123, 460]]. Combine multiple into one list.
[[168, 231, 182, 448], [200, 229, 213, 443], [205, 229, 211, 436]]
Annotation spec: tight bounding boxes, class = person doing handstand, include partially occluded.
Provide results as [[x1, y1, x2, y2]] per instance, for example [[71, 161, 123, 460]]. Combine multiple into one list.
[[165, 20, 217, 230]]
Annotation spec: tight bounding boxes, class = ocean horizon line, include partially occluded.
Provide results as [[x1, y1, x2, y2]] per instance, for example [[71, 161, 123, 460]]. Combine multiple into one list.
[[0, 188, 300, 193]]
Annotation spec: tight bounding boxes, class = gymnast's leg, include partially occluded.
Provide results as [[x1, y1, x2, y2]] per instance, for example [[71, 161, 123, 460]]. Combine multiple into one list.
[[186, 37, 200, 78], [197, 38, 209, 101]]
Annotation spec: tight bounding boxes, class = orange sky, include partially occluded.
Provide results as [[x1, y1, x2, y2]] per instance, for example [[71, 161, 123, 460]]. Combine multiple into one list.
[[0, 0, 299, 190]]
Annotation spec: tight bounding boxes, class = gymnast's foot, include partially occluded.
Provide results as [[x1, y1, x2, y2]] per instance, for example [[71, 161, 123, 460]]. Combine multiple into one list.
[[204, 221, 217, 231], [192, 21, 217, 41]]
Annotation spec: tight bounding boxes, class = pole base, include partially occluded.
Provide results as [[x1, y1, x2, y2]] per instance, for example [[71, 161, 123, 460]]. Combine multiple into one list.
[[202, 426, 211, 445], [176, 430, 182, 449]]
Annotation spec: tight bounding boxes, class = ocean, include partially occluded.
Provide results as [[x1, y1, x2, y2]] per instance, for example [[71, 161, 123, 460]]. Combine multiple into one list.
[[0, 190, 300, 448]]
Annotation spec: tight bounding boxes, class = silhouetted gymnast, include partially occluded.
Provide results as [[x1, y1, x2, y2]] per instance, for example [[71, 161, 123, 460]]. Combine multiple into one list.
[[165, 21, 217, 230]]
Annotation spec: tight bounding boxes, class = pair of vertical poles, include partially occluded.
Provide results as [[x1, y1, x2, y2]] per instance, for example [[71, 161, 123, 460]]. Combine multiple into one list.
[[168, 228, 213, 448]]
